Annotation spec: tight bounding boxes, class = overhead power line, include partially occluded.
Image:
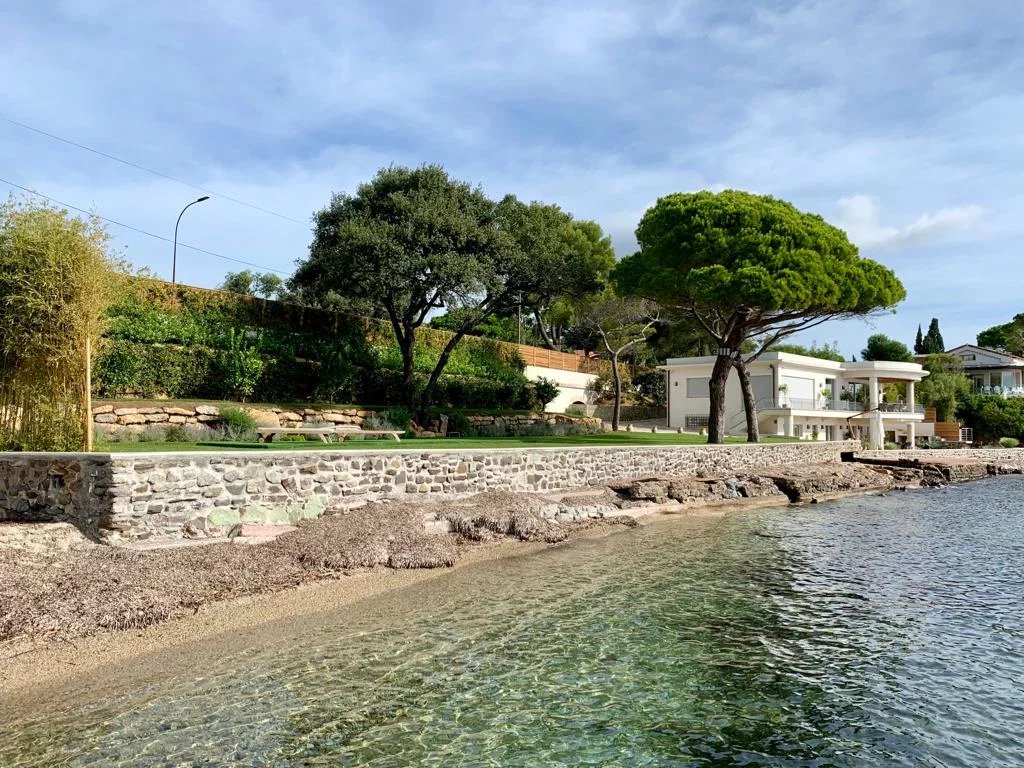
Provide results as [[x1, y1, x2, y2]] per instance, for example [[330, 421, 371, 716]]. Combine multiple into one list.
[[0, 114, 308, 225], [0, 175, 291, 276]]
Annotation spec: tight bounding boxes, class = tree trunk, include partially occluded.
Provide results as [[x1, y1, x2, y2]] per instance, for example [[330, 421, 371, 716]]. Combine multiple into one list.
[[706, 352, 733, 444], [416, 326, 475, 423], [534, 309, 558, 350], [733, 358, 760, 443], [610, 353, 622, 431], [398, 327, 417, 412]]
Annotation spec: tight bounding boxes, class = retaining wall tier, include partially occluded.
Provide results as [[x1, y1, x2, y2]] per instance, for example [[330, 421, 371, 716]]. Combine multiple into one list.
[[857, 449, 1024, 466], [2, 441, 857, 544], [91, 403, 601, 436]]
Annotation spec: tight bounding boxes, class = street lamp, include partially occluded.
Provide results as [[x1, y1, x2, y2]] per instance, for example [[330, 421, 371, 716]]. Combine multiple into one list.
[[172, 195, 210, 284]]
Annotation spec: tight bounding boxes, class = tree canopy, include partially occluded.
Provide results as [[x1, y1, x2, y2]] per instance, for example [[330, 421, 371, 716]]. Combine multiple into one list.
[[291, 164, 607, 416], [918, 353, 971, 422], [292, 165, 510, 415], [977, 313, 1024, 355], [575, 292, 659, 431], [615, 189, 905, 442], [920, 317, 945, 354], [860, 334, 913, 362], [221, 270, 286, 300], [770, 341, 846, 362]]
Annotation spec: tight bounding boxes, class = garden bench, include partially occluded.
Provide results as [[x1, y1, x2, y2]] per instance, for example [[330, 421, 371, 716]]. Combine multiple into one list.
[[255, 427, 338, 443], [335, 425, 404, 441]]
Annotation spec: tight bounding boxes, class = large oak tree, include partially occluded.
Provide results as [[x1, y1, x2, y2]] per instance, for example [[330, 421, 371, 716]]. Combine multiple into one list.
[[292, 166, 510, 417], [292, 164, 606, 418], [615, 190, 905, 443]]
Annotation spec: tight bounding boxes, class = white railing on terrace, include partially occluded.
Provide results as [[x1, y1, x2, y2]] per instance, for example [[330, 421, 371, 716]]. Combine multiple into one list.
[[762, 398, 924, 414], [974, 386, 1024, 398]]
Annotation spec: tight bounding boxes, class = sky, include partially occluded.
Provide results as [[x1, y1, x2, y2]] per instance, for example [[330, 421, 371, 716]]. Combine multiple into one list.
[[1, 0, 1021, 358]]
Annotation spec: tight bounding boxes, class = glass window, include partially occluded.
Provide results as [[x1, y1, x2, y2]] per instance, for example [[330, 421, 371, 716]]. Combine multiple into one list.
[[684, 415, 709, 430], [960, 353, 976, 361], [686, 378, 710, 398]]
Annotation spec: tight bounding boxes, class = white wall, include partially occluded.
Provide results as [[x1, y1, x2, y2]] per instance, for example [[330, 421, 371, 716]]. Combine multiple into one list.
[[667, 364, 744, 430], [524, 366, 596, 413]]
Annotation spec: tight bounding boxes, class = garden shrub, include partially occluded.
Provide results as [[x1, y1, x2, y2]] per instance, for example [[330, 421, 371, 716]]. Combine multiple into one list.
[[999, 436, 1020, 448], [532, 377, 560, 411], [446, 412, 473, 436], [632, 370, 666, 406], [383, 406, 412, 431], [216, 405, 258, 441], [958, 394, 1024, 445], [218, 329, 264, 401], [163, 424, 192, 443], [137, 426, 168, 443]]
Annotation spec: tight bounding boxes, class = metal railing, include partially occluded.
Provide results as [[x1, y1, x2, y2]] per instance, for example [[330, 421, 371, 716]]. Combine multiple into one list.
[[764, 398, 924, 414]]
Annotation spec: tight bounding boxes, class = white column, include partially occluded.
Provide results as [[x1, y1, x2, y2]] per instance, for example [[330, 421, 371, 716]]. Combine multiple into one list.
[[785, 410, 795, 437], [868, 376, 881, 449], [906, 380, 917, 445]]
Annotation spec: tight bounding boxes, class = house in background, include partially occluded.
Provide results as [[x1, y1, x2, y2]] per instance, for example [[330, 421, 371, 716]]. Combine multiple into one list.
[[661, 351, 929, 448], [942, 344, 1024, 396]]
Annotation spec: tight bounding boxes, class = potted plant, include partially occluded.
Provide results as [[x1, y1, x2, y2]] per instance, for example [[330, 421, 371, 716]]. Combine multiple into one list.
[[778, 383, 790, 408], [820, 387, 832, 408]]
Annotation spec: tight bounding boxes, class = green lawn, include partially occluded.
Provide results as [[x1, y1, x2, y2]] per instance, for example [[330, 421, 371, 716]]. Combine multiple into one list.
[[98, 432, 796, 453]]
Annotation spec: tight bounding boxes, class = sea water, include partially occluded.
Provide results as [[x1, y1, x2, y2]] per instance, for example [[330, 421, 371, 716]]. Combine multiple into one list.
[[3, 476, 1023, 766]]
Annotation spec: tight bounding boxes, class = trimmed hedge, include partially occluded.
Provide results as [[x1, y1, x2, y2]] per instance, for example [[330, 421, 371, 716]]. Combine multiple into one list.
[[95, 280, 531, 409]]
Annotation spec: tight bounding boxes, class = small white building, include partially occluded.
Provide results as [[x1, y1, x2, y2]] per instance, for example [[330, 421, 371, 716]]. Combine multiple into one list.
[[661, 351, 928, 447]]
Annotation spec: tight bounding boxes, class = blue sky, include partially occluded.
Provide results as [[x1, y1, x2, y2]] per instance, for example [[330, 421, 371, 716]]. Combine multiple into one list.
[[2, 1, 1021, 357]]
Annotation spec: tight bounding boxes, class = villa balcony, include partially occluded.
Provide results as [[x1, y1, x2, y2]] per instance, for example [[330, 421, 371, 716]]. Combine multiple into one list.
[[973, 386, 1024, 398], [762, 398, 925, 414]]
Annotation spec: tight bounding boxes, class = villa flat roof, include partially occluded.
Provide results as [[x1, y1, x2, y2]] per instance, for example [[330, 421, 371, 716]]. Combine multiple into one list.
[[661, 351, 926, 379]]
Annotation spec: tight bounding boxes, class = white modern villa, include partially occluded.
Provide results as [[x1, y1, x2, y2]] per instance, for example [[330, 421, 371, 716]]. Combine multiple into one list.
[[661, 351, 929, 448], [943, 344, 1024, 396]]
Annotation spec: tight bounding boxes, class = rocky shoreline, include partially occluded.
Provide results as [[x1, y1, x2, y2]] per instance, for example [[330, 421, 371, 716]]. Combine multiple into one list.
[[1, 458, 1018, 655]]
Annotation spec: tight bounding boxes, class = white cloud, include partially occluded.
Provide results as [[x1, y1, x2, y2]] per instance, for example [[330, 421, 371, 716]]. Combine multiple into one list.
[[835, 195, 984, 249]]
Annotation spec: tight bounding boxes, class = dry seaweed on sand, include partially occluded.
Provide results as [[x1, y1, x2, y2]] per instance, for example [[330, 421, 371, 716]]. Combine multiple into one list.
[[270, 502, 461, 571], [434, 491, 569, 543], [0, 491, 591, 644]]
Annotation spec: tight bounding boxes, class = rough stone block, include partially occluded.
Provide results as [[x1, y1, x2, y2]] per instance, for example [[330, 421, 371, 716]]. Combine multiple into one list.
[[206, 508, 241, 527]]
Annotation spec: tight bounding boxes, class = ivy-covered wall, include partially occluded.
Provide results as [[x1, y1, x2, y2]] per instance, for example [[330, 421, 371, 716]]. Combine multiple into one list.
[[93, 280, 533, 408]]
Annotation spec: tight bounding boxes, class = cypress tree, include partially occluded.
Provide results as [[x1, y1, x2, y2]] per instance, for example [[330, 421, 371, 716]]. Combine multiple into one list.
[[914, 324, 924, 354], [922, 318, 945, 354]]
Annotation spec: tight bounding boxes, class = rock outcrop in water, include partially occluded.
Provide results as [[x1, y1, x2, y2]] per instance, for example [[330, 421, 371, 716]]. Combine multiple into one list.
[[608, 462, 903, 505]]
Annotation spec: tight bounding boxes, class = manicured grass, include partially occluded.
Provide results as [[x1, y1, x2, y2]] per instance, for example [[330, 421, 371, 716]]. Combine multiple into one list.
[[98, 432, 796, 453]]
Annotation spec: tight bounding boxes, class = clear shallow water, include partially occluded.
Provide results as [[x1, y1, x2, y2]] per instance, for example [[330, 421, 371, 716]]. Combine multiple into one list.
[[3, 478, 1024, 767]]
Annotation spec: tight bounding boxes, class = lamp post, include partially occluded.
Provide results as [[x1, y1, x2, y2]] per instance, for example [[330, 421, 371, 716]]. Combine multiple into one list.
[[172, 195, 210, 284]]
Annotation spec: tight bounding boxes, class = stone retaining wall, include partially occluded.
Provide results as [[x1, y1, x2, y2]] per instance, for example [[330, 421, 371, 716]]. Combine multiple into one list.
[[2, 441, 857, 543], [857, 449, 1024, 466], [92, 403, 600, 436]]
